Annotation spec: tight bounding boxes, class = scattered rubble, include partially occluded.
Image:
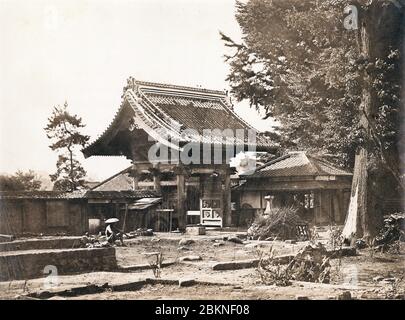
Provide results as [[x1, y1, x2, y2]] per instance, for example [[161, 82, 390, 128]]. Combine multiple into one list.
[[179, 239, 195, 246], [81, 234, 111, 248], [373, 276, 384, 282], [178, 278, 196, 287], [178, 255, 202, 262], [381, 277, 397, 284], [177, 246, 191, 251], [213, 242, 225, 247], [212, 259, 259, 271], [226, 236, 244, 244], [126, 228, 154, 238], [185, 226, 206, 236], [80, 234, 111, 248]]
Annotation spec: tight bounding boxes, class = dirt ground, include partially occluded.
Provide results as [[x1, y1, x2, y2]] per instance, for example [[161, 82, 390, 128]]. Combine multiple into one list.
[[0, 230, 404, 300]]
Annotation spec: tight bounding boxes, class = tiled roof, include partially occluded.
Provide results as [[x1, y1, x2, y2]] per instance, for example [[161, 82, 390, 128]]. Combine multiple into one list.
[[0, 189, 158, 200], [0, 190, 86, 200], [86, 190, 159, 199], [244, 152, 352, 178], [83, 78, 276, 157]]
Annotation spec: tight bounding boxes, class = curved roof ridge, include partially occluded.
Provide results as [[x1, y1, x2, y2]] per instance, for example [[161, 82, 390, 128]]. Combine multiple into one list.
[[219, 98, 256, 131], [82, 102, 127, 156], [135, 79, 226, 96]]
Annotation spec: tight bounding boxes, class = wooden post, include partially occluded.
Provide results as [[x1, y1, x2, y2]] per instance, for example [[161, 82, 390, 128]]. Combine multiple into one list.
[[176, 167, 186, 230], [133, 175, 139, 190], [132, 164, 139, 190], [223, 168, 232, 227], [334, 189, 343, 223], [152, 165, 161, 194], [314, 191, 321, 225], [122, 203, 128, 233]]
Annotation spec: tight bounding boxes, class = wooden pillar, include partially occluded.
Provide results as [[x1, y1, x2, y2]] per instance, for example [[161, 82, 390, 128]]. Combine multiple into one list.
[[223, 168, 232, 227], [333, 189, 343, 223], [152, 165, 161, 194], [314, 191, 321, 225], [131, 163, 139, 190], [175, 167, 186, 230], [319, 190, 333, 225]]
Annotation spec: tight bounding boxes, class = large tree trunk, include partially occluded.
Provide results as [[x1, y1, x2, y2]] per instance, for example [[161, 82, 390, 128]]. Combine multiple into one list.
[[344, 3, 374, 240], [344, 1, 404, 240]]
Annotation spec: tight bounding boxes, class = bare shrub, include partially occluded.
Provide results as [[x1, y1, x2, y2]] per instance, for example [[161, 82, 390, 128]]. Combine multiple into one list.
[[248, 206, 307, 241], [144, 252, 164, 278], [328, 226, 343, 250], [256, 243, 332, 286], [328, 225, 344, 273], [256, 247, 292, 286], [309, 226, 320, 244], [286, 243, 331, 284]]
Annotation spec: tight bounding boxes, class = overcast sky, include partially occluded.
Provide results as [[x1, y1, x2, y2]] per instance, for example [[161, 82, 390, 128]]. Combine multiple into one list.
[[0, 0, 275, 181]]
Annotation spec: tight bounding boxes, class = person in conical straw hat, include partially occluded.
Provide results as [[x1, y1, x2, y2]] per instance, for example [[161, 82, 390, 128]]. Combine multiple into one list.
[[105, 218, 124, 246]]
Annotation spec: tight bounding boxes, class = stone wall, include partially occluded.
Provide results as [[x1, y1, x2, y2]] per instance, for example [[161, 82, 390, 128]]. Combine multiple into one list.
[[0, 247, 116, 281], [0, 199, 88, 236]]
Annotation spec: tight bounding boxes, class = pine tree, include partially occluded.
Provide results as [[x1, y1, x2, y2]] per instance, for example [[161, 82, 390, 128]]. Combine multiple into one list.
[[44, 102, 90, 192]]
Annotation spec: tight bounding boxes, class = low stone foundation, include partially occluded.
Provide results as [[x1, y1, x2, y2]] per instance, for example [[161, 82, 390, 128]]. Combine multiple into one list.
[[0, 237, 83, 252], [0, 247, 117, 281]]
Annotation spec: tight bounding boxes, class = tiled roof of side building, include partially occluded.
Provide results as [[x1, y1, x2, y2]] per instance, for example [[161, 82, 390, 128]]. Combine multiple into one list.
[[0, 190, 86, 200], [244, 151, 352, 178], [86, 190, 159, 199], [0, 189, 159, 200]]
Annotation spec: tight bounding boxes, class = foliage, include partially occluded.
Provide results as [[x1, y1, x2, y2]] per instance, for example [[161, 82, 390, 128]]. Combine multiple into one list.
[[222, 0, 403, 174], [373, 213, 405, 253], [0, 170, 42, 191], [44, 102, 89, 191]]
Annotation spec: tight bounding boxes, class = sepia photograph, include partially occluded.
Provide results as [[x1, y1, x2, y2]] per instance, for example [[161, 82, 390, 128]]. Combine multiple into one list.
[[0, 0, 404, 305]]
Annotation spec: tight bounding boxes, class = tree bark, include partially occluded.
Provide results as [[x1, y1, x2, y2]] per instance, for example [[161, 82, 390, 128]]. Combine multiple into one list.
[[345, 1, 404, 239]]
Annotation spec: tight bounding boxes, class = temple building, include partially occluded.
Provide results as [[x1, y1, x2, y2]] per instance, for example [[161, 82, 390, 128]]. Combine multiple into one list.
[[234, 152, 353, 226], [82, 78, 276, 230]]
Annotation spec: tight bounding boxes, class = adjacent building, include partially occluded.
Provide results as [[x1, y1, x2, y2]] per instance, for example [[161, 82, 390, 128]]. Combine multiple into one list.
[[234, 152, 353, 226]]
